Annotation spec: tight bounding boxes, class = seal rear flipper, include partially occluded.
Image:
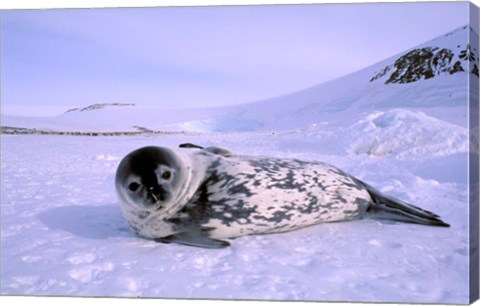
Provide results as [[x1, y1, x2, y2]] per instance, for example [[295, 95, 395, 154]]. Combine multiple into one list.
[[203, 146, 233, 157], [362, 182, 450, 227], [179, 143, 233, 157], [179, 143, 204, 149], [154, 233, 231, 249]]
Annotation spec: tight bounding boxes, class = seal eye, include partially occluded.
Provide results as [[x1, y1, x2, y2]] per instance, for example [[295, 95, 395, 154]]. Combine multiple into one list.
[[128, 182, 140, 192], [162, 171, 171, 180]]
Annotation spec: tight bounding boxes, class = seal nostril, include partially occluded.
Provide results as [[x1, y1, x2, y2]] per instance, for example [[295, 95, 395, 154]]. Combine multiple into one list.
[[147, 185, 168, 202], [157, 188, 167, 201], [159, 191, 167, 201]]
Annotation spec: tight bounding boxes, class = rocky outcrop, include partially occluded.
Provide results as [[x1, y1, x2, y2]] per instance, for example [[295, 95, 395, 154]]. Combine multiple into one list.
[[370, 34, 479, 84], [65, 103, 135, 113], [370, 46, 478, 84], [0, 126, 186, 136]]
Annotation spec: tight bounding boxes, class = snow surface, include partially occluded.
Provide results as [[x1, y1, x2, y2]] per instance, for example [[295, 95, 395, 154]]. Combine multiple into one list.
[[0, 125, 471, 303], [0, 25, 477, 303]]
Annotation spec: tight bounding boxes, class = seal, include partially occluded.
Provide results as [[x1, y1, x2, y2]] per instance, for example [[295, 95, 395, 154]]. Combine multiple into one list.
[[115, 144, 449, 248]]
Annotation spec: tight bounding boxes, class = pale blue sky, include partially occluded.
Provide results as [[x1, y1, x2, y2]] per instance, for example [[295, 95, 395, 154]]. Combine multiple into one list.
[[0, 2, 471, 116]]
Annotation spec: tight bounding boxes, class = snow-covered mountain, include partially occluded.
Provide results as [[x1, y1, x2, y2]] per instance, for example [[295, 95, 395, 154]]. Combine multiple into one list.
[[1, 25, 477, 134], [206, 25, 478, 132]]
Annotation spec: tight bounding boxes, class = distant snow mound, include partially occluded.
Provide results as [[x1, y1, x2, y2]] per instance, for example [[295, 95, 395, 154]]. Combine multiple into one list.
[[65, 103, 135, 113], [349, 109, 468, 159]]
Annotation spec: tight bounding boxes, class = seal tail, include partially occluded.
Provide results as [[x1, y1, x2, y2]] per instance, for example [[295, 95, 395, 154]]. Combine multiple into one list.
[[362, 182, 450, 227]]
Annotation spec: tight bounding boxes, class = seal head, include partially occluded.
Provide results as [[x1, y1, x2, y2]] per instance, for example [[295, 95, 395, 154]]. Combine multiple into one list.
[[115, 145, 231, 248], [115, 146, 183, 213]]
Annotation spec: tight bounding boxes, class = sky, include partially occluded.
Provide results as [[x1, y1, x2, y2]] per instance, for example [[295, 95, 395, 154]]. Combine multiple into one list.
[[0, 1, 473, 116]]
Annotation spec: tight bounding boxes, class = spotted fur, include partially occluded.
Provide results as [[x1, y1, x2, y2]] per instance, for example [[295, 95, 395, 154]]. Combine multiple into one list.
[[180, 154, 371, 238]]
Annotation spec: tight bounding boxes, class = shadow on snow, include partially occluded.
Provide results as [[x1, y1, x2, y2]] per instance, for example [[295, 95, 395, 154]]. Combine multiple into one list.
[[38, 204, 133, 240]]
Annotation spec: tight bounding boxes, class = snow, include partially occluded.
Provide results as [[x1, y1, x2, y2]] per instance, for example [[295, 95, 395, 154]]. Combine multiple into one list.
[[0, 25, 477, 303], [0, 130, 471, 303], [348, 109, 468, 158]]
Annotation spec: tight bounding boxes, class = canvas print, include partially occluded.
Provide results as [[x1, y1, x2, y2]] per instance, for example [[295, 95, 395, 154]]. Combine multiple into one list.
[[0, 1, 479, 304]]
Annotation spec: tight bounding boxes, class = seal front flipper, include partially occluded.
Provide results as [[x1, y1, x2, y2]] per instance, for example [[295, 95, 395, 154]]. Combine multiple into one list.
[[154, 232, 231, 249]]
